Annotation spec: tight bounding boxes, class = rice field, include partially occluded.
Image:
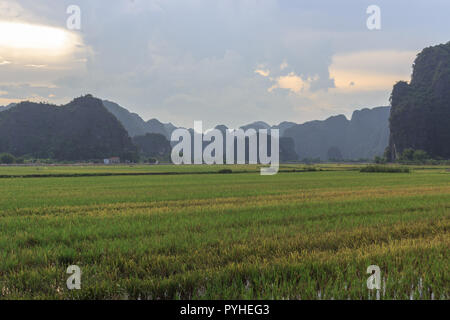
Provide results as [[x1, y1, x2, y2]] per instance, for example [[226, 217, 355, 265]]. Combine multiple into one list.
[[0, 164, 448, 299]]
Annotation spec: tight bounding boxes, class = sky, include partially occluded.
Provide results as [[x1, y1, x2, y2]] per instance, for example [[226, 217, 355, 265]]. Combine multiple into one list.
[[0, 0, 449, 128]]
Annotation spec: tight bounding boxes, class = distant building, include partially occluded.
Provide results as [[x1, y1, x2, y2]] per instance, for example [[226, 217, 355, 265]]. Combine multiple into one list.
[[104, 157, 120, 165]]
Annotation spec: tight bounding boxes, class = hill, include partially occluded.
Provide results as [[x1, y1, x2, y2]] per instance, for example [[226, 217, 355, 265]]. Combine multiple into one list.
[[102, 100, 176, 139], [0, 96, 393, 162], [240, 121, 271, 131], [283, 107, 390, 160], [388, 42, 450, 160], [0, 103, 16, 113], [0, 95, 137, 161], [273, 121, 296, 136], [146, 118, 177, 140]]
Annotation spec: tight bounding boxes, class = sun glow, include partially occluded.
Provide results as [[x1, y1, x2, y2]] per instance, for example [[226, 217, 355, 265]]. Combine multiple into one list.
[[0, 21, 77, 54]]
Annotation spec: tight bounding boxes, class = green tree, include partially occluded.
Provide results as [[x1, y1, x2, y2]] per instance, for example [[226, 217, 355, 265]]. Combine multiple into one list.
[[374, 156, 386, 164], [383, 146, 392, 162], [413, 150, 429, 162], [400, 148, 415, 161], [15, 157, 25, 164], [0, 153, 16, 164]]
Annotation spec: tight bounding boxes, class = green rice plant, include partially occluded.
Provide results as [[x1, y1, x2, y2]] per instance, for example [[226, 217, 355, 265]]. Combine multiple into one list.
[[0, 165, 448, 299]]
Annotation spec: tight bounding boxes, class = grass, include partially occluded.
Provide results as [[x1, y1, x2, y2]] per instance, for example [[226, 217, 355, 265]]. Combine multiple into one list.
[[0, 164, 448, 299]]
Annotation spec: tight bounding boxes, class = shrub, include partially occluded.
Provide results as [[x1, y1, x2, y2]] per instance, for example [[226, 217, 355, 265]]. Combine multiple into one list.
[[413, 150, 429, 162], [374, 156, 386, 164], [15, 157, 25, 164], [218, 169, 233, 174], [360, 165, 410, 173]]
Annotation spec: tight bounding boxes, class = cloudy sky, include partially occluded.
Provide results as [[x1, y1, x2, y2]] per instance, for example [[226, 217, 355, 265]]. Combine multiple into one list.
[[0, 0, 449, 128]]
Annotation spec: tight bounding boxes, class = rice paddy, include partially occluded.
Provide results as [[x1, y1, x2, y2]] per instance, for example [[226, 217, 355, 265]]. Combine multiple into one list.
[[0, 164, 448, 299]]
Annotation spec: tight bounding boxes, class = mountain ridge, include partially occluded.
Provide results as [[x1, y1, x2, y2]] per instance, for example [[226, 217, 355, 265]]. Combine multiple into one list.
[[1, 97, 391, 161], [284, 106, 390, 160], [102, 100, 176, 139], [0, 103, 16, 112]]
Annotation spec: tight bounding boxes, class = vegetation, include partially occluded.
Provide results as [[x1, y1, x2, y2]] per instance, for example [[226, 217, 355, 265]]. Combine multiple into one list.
[[360, 165, 410, 173], [0, 153, 15, 164], [132, 133, 171, 162], [374, 156, 387, 164], [398, 148, 430, 163], [0, 164, 448, 299], [376, 148, 449, 165], [218, 168, 233, 174], [0, 153, 25, 164]]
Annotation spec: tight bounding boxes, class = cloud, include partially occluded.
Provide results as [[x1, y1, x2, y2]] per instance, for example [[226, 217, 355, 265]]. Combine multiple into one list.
[[268, 72, 311, 93], [329, 50, 416, 91], [0, 0, 25, 19], [25, 64, 47, 68], [0, 0, 337, 126], [0, 0, 446, 127], [255, 69, 270, 77], [0, 83, 60, 101]]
